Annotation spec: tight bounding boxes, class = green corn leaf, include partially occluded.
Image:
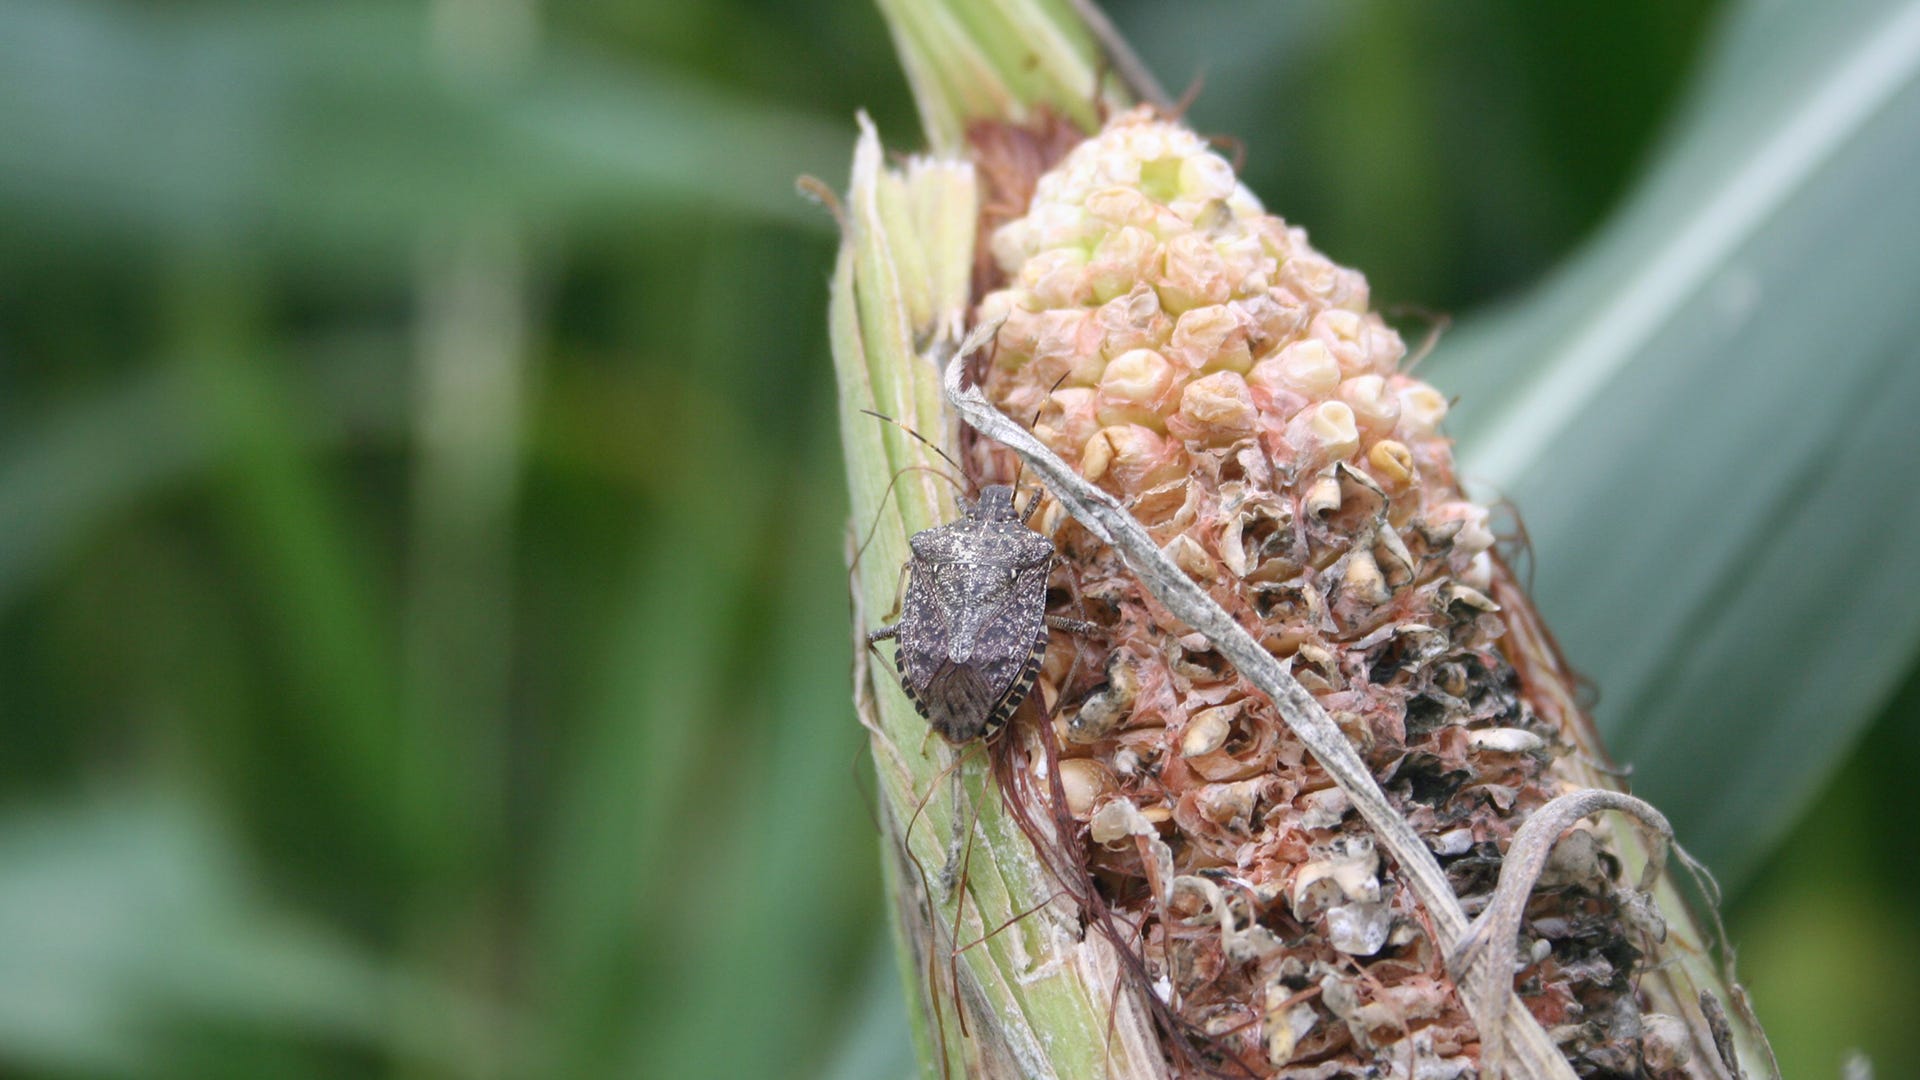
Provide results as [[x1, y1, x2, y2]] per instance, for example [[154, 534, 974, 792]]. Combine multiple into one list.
[[1433, 0, 1920, 887]]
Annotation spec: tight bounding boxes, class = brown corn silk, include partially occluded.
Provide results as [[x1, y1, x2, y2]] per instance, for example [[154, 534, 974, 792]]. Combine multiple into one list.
[[948, 108, 1752, 1078]]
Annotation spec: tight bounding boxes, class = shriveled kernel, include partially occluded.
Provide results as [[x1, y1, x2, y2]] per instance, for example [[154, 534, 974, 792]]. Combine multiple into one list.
[[1101, 424, 1183, 489], [1339, 375, 1401, 437], [1367, 440, 1416, 489], [1303, 474, 1342, 519], [1095, 284, 1173, 355], [1059, 758, 1119, 818], [1070, 652, 1141, 743], [1021, 246, 1092, 309], [1197, 780, 1261, 826], [1157, 232, 1232, 313], [1181, 706, 1234, 757], [1163, 533, 1216, 581], [1178, 371, 1257, 439], [1046, 386, 1099, 450], [1280, 252, 1339, 304], [1336, 548, 1391, 608], [1169, 304, 1252, 374]]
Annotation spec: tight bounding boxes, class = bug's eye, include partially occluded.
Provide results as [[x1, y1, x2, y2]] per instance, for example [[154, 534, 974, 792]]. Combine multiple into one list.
[[1006, 568, 1019, 585]]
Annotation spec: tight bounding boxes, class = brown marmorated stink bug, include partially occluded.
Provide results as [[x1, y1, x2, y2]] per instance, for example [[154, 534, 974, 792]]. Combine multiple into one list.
[[869, 483, 1094, 744]]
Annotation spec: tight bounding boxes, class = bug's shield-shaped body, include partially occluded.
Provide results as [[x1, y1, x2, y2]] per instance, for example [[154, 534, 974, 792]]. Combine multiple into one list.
[[871, 485, 1056, 743]]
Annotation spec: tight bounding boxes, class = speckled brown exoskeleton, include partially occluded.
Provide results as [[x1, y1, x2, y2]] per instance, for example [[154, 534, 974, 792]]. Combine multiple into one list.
[[869, 484, 1093, 743]]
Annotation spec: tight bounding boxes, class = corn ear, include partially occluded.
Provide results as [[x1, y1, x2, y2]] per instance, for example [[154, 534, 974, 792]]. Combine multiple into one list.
[[838, 2, 1778, 1077]]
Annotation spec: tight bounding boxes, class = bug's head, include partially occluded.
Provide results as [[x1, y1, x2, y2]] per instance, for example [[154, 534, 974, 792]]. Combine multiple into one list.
[[968, 485, 1020, 522]]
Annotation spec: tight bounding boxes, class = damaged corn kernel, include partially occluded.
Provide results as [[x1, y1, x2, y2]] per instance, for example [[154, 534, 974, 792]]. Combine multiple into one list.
[[969, 107, 1683, 1077]]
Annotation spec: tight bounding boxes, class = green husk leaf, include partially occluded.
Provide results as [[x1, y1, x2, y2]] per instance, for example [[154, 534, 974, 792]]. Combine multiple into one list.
[[832, 115, 1166, 1080]]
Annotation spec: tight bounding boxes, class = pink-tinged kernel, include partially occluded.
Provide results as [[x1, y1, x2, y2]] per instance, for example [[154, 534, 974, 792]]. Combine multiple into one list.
[[1310, 309, 1373, 376], [1279, 251, 1339, 306], [1084, 185, 1157, 229], [1239, 290, 1311, 357], [1039, 386, 1101, 451], [1248, 340, 1341, 400], [1157, 233, 1233, 314], [1089, 424, 1183, 491], [1363, 317, 1407, 371], [1428, 502, 1495, 558], [1169, 305, 1253, 375], [1021, 247, 1093, 309], [1285, 400, 1360, 467], [1173, 371, 1258, 445], [1095, 285, 1173, 356], [1087, 226, 1159, 304], [1100, 348, 1176, 405], [1339, 375, 1401, 438]]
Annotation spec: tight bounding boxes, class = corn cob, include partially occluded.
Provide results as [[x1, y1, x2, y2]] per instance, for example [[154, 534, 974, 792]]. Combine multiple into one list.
[[935, 105, 1773, 1077], [835, 16, 1776, 1076]]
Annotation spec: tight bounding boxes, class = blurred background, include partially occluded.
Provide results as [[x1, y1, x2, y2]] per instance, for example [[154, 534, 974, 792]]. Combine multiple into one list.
[[2, 1, 1916, 1077]]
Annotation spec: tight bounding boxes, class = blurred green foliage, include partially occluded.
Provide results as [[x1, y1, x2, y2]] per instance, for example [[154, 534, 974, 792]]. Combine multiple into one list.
[[0, 1, 1914, 1078]]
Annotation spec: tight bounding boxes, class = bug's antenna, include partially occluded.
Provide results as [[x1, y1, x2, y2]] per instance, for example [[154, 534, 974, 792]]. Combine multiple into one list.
[[861, 409, 972, 495], [1009, 372, 1070, 521]]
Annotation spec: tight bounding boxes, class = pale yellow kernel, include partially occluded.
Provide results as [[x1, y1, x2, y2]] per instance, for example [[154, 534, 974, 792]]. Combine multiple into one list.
[[1178, 152, 1238, 202], [1398, 384, 1449, 435], [1303, 474, 1341, 519], [1059, 758, 1118, 819], [1100, 347, 1174, 405], [1251, 340, 1340, 400], [1081, 428, 1114, 482], [1339, 375, 1401, 436], [1288, 401, 1359, 464], [1180, 706, 1234, 757]]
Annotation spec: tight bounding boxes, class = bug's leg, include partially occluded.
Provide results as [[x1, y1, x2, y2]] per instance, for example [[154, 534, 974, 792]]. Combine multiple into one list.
[[938, 762, 970, 895], [868, 623, 899, 644], [942, 755, 990, 1039], [1017, 484, 1046, 527], [1045, 614, 1098, 635], [894, 742, 981, 1070]]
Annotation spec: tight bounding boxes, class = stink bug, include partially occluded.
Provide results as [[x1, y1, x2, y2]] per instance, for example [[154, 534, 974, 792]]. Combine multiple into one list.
[[869, 484, 1091, 743]]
